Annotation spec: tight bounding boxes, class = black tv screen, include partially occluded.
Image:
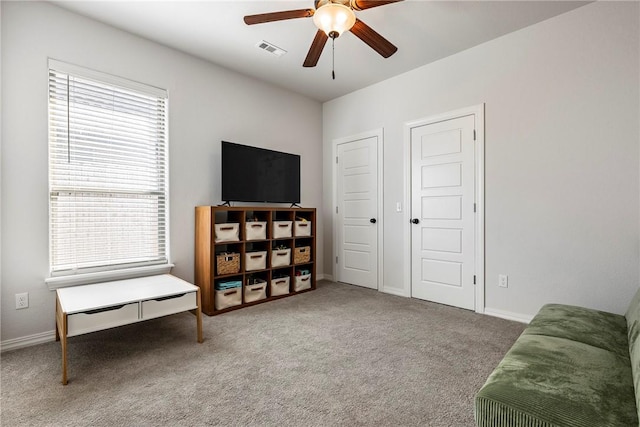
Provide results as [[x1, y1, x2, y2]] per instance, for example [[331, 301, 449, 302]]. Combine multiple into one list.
[[221, 141, 301, 204]]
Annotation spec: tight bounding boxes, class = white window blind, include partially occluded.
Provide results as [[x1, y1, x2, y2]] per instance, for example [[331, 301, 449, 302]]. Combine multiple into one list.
[[48, 60, 168, 276]]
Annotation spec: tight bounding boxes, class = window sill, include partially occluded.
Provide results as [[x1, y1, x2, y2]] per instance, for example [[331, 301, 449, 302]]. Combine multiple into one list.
[[46, 264, 175, 290]]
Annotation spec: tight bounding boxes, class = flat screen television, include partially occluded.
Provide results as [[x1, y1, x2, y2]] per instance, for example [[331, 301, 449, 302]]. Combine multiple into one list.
[[221, 141, 301, 204]]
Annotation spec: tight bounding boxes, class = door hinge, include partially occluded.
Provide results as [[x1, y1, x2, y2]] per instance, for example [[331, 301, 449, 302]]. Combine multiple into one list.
[[473, 275, 476, 285], [336, 206, 339, 214], [474, 203, 476, 213], [473, 129, 476, 141], [336, 156, 339, 164], [336, 256, 338, 264]]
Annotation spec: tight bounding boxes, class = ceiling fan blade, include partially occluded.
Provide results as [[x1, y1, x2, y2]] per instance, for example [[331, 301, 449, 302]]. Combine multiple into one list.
[[351, 0, 403, 11], [349, 18, 398, 58], [244, 9, 314, 25], [303, 30, 329, 67]]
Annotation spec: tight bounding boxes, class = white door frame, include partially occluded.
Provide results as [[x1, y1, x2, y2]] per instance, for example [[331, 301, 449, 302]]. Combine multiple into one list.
[[332, 128, 384, 290], [403, 105, 485, 313]]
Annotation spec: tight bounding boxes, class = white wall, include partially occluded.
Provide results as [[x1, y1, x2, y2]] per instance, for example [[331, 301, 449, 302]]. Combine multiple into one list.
[[1, 2, 323, 343], [323, 1, 640, 318]]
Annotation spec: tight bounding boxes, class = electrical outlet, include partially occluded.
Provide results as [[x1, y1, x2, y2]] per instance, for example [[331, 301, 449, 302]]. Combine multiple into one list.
[[15, 293, 29, 309], [498, 274, 508, 288]]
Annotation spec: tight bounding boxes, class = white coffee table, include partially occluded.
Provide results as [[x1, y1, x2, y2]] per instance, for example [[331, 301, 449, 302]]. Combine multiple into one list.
[[55, 274, 203, 385]]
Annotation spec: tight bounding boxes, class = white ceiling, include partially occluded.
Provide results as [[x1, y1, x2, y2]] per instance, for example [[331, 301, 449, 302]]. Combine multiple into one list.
[[51, 0, 589, 102]]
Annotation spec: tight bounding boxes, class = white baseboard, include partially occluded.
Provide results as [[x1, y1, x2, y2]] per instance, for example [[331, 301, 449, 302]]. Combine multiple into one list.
[[483, 308, 533, 324], [317, 274, 333, 281], [1, 330, 56, 353], [380, 287, 408, 297]]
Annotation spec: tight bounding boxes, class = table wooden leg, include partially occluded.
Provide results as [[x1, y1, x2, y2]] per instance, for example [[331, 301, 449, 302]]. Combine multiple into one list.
[[196, 289, 203, 343], [56, 296, 68, 385], [60, 328, 67, 385]]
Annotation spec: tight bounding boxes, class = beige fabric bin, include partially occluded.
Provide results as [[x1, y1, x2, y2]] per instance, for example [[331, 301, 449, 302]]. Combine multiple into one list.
[[270, 277, 290, 296], [244, 280, 267, 303], [272, 221, 292, 239], [214, 223, 240, 243], [294, 274, 312, 292], [215, 288, 242, 310], [271, 248, 291, 267], [245, 221, 267, 240], [294, 221, 312, 237], [245, 251, 267, 271]]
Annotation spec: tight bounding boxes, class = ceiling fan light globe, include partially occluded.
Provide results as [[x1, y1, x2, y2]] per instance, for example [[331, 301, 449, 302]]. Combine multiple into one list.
[[312, 3, 356, 37]]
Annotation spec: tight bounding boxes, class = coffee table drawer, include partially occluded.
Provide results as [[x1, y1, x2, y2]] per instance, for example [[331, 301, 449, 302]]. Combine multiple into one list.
[[67, 303, 139, 337], [142, 292, 197, 320]]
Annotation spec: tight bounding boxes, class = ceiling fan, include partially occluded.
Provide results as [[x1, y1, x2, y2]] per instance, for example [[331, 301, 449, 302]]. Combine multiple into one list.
[[244, 0, 403, 68]]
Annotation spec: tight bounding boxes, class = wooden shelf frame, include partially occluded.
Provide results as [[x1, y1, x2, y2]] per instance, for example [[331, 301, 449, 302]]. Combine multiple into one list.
[[195, 206, 316, 315]]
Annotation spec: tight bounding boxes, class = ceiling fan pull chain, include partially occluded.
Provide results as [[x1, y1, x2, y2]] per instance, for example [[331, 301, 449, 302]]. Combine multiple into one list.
[[332, 37, 336, 80]]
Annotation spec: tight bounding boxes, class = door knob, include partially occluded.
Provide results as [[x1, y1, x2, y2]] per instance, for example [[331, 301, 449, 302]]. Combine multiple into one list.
[[411, 218, 420, 224], [370, 218, 377, 224]]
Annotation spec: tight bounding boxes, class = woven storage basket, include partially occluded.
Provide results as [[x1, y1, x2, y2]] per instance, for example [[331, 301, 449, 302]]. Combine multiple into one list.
[[216, 252, 240, 275], [294, 246, 311, 264]]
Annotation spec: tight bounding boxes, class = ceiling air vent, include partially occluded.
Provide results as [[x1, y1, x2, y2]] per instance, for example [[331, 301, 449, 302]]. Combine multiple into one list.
[[256, 40, 287, 57]]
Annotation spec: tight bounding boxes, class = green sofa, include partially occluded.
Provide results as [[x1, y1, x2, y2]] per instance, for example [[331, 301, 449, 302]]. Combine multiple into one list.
[[475, 290, 640, 427]]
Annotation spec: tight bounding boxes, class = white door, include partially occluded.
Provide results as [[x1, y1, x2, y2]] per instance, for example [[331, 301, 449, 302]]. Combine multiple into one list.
[[336, 136, 378, 289], [411, 114, 476, 310]]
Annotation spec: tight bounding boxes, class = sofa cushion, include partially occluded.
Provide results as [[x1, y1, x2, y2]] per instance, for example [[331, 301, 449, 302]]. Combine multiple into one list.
[[475, 334, 637, 427], [629, 335, 640, 427], [523, 303, 628, 359], [624, 287, 640, 332], [624, 288, 640, 424]]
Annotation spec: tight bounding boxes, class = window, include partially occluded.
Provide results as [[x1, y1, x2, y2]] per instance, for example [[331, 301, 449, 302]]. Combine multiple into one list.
[[48, 60, 169, 281]]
